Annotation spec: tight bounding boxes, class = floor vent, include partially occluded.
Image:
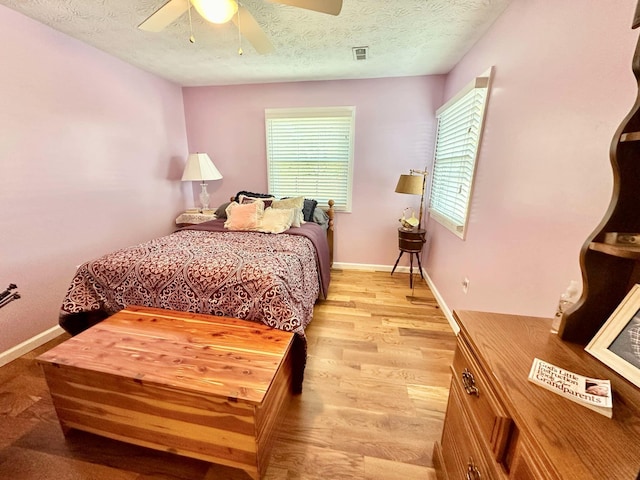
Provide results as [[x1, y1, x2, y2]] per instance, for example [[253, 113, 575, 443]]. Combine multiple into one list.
[[352, 46, 368, 61]]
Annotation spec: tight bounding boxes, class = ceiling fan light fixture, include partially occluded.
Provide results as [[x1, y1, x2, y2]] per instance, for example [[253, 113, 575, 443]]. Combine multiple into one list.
[[191, 0, 238, 24]]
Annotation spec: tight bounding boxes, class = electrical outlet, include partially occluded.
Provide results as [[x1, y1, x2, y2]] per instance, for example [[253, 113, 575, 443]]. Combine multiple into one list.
[[462, 277, 470, 294]]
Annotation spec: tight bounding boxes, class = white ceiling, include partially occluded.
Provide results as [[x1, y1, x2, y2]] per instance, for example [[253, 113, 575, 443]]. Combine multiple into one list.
[[0, 0, 511, 87]]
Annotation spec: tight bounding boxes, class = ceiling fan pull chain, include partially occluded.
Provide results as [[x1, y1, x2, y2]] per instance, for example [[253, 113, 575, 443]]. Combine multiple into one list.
[[188, 1, 195, 43], [237, 2, 243, 55]]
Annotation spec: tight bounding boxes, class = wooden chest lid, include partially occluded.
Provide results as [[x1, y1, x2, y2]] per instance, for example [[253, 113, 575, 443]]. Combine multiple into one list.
[[37, 306, 294, 405]]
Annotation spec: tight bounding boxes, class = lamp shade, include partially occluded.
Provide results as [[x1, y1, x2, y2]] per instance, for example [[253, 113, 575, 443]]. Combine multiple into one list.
[[395, 174, 423, 195], [181, 153, 223, 182], [192, 0, 238, 24]]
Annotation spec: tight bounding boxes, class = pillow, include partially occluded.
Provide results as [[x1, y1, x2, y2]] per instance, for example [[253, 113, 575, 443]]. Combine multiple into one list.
[[312, 207, 330, 229], [257, 207, 295, 234], [234, 190, 272, 203], [224, 200, 264, 230], [272, 196, 304, 227], [215, 201, 231, 219], [239, 194, 275, 208], [302, 199, 318, 222]]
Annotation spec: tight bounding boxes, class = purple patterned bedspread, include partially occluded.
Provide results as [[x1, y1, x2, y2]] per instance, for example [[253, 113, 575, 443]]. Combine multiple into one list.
[[60, 220, 330, 340]]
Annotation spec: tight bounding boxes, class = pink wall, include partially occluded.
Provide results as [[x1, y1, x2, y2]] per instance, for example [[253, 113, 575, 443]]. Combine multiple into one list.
[[5, 0, 631, 355], [182, 76, 445, 266], [425, 0, 639, 319], [0, 6, 189, 355]]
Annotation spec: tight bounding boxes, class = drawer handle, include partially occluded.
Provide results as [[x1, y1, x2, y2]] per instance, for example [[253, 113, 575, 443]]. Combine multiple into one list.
[[462, 368, 479, 396], [466, 457, 482, 480]]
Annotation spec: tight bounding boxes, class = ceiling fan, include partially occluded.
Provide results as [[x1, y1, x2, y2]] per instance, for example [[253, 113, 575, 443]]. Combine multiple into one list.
[[138, 0, 343, 55]]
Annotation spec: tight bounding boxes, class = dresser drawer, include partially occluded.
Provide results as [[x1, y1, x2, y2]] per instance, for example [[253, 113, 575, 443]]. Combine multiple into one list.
[[441, 379, 507, 480], [452, 336, 512, 461], [506, 431, 555, 480]]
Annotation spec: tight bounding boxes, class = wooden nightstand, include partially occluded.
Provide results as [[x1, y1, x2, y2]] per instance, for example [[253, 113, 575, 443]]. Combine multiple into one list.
[[391, 228, 426, 288], [175, 211, 216, 227]]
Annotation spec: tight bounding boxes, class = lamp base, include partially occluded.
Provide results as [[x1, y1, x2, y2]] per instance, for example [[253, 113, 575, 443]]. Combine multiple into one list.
[[199, 182, 210, 212]]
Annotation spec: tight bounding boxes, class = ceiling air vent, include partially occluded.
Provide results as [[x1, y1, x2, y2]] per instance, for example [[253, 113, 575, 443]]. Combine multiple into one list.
[[352, 46, 368, 61]]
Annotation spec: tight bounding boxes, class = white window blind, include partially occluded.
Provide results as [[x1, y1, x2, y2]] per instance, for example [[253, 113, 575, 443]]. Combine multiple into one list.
[[265, 107, 355, 212], [429, 68, 492, 239]]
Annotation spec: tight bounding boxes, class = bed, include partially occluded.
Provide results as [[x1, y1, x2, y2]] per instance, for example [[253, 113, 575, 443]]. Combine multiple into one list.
[[58, 194, 334, 391]]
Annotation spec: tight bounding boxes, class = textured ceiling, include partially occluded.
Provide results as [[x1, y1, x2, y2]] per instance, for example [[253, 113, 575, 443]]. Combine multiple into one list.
[[0, 0, 511, 86]]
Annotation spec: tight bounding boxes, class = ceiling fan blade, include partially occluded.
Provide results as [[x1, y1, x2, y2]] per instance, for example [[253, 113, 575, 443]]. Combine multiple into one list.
[[138, 0, 190, 32], [231, 5, 274, 55], [268, 0, 342, 16]]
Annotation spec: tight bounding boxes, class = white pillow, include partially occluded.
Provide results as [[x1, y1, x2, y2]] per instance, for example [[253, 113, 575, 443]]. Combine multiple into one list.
[[272, 196, 304, 227], [257, 207, 295, 234]]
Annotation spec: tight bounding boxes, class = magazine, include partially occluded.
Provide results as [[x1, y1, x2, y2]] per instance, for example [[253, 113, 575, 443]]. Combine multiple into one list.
[[528, 358, 613, 418]]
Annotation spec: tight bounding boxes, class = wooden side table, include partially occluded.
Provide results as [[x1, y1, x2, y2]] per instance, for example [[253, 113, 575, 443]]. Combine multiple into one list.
[[391, 228, 426, 288]]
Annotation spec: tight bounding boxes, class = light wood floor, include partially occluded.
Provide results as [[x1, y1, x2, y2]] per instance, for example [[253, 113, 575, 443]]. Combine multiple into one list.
[[0, 269, 456, 479]]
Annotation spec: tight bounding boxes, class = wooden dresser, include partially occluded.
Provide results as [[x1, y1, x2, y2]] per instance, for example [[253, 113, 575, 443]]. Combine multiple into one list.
[[433, 310, 640, 480]]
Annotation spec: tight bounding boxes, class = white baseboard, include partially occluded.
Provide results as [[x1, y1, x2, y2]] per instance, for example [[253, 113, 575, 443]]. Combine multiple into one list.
[[0, 325, 65, 367], [423, 272, 459, 334], [333, 261, 412, 273], [333, 262, 459, 334]]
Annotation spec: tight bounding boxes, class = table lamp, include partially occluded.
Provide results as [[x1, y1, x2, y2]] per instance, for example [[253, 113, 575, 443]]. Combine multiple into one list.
[[395, 169, 428, 229], [181, 153, 223, 212]]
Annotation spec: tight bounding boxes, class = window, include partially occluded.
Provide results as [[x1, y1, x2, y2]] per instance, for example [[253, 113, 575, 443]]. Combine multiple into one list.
[[265, 106, 355, 212], [429, 67, 493, 239]]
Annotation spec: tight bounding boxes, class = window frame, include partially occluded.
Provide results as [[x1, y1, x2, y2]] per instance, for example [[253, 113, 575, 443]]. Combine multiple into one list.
[[428, 67, 493, 239], [265, 106, 356, 212]]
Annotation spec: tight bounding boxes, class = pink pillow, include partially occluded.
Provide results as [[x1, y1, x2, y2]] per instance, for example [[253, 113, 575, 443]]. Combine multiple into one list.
[[224, 201, 264, 230]]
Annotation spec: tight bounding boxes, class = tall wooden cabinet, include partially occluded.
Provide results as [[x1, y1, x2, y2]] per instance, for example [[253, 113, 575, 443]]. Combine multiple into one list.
[[560, 2, 640, 344], [433, 311, 640, 480]]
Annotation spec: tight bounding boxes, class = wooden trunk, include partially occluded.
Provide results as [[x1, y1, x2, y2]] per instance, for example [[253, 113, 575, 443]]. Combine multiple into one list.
[[37, 306, 295, 480]]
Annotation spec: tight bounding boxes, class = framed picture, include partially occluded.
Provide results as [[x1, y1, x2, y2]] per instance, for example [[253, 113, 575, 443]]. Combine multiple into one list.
[[586, 284, 640, 388]]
